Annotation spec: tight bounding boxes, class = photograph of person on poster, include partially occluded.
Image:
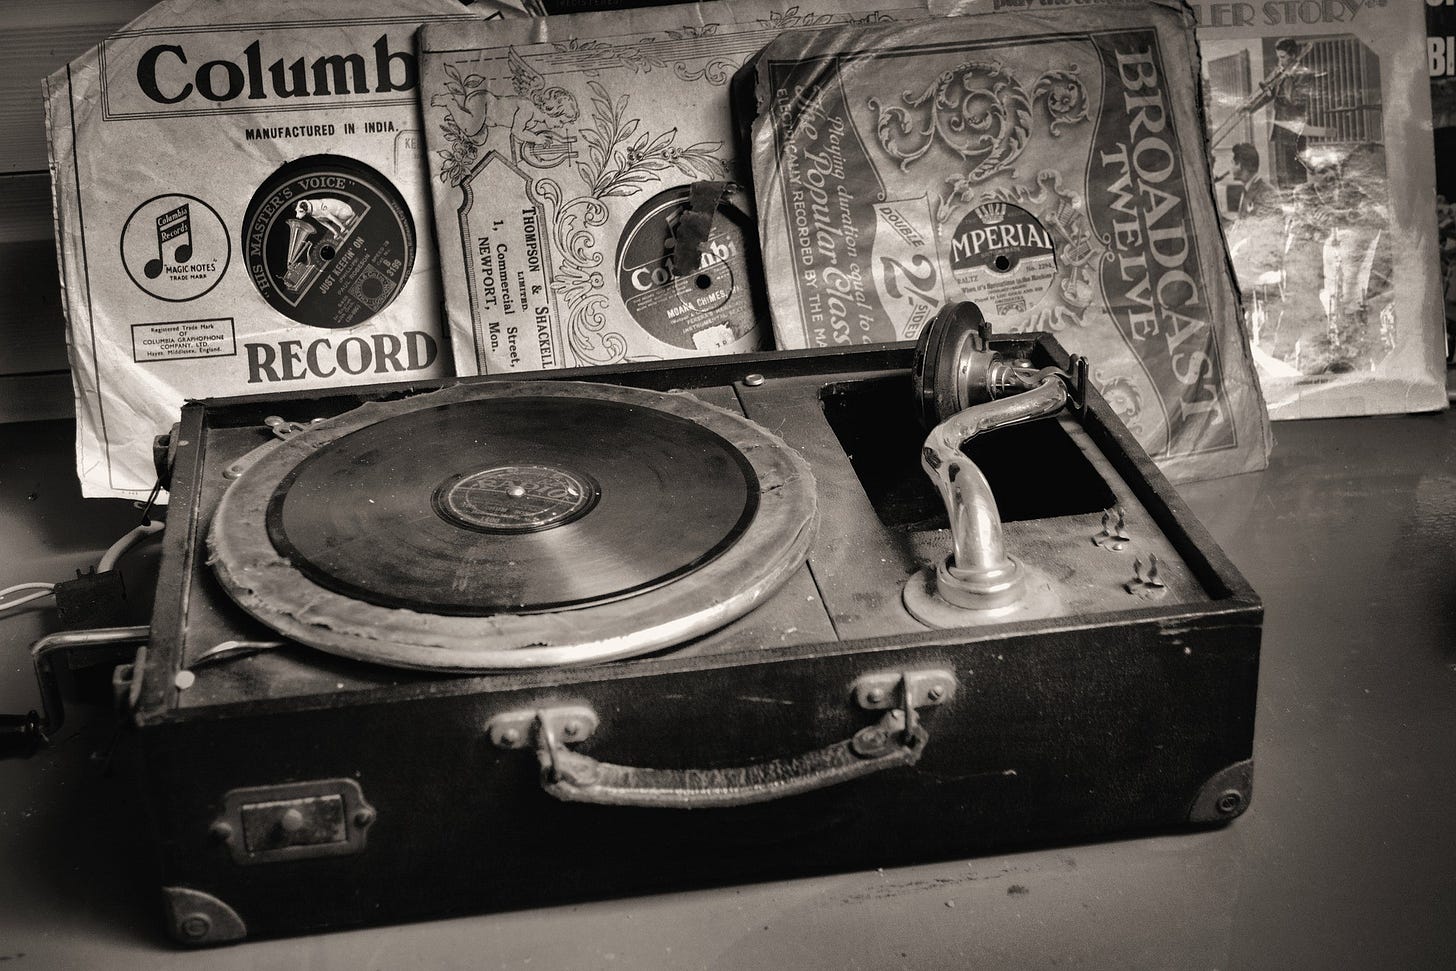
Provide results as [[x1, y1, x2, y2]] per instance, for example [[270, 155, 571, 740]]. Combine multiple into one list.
[[1203, 33, 1394, 377]]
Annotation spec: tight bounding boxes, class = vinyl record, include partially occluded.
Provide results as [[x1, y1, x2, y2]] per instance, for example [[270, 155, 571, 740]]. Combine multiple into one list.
[[615, 185, 769, 353], [207, 381, 817, 670], [265, 395, 759, 615], [243, 154, 416, 329]]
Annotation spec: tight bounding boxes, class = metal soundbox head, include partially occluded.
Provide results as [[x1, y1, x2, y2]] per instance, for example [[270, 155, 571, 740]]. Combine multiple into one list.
[[911, 301, 994, 429]]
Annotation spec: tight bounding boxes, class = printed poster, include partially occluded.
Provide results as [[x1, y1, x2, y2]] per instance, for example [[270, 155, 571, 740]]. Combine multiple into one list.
[[1191, 0, 1448, 417]]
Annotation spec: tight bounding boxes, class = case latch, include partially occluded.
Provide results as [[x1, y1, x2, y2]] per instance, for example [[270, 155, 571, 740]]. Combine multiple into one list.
[[211, 778, 376, 865]]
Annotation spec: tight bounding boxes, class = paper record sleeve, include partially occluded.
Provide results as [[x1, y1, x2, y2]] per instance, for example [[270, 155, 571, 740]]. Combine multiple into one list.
[[418, 0, 932, 375], [745, 4, 1273, 482], [42, 0, 534, 498]]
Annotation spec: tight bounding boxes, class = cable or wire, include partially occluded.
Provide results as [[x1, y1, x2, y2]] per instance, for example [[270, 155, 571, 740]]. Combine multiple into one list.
[[0, 583, 56, 614], [97, 521, 165, 574], [1, 582, 55, 598], [3, 520, 163, 619], [1, 590, 52, 611]]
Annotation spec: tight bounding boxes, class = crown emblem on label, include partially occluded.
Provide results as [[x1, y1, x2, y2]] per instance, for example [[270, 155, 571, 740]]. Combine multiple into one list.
[[976, 202, 1008, 224]]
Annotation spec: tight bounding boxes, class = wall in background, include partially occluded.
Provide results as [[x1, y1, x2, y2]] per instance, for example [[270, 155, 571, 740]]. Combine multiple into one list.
[[0, 1, 154, 421]]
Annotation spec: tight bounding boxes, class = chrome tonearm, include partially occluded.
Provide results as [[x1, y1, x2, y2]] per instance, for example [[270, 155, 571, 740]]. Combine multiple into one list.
[[905, 302, 1087, 625]]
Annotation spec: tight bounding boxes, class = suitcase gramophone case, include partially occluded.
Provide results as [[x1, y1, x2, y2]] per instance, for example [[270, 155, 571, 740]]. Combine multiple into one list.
[[120, 336, 1259, 945]]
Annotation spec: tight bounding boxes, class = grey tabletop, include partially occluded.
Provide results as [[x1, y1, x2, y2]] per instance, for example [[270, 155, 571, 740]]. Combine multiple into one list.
[[1, 410, 1453, 970]]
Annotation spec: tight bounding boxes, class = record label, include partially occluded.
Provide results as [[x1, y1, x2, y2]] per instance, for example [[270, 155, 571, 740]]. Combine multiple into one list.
[[433, 465, 600, 534], [946, 202, 1057, 319], [243, 155, 416, 329], [615, 186, 767, 353]]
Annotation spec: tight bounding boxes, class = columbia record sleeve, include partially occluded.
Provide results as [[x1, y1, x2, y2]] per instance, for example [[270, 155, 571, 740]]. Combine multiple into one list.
[[746, 0, 1271, 481], [417, 0, 929, 376], [44, 0, 532, 499]]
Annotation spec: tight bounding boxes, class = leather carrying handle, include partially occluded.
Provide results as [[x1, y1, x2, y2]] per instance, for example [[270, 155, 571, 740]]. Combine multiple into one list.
[[534, 709, 929, 810]]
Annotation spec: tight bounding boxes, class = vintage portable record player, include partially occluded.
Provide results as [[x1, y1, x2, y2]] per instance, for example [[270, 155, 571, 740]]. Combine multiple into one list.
[[47, 304, 1259, 945]]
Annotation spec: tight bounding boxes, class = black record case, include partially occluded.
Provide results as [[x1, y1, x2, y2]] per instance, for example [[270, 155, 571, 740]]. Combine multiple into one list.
[[120, 335, 1260, 945]]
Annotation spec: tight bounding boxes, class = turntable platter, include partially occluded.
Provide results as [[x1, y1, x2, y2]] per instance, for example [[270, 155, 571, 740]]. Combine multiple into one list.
[[206, 381, 817, 670], [266, 396, 759, 614]]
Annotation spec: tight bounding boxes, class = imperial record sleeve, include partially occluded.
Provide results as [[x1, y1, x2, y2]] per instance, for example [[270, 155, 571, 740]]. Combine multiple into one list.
[[745, 0, 1271, 482], [44, 0, 531, 500], [417, 0, 929, 376]]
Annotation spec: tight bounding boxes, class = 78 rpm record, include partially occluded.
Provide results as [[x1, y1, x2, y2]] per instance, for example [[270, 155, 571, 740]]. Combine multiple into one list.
[[243, 154, 416, 328], [615, 185, 770, 353], [266, 396, 759, 614], [207, 381, 817, 670], [947, 202, 1057, 319]]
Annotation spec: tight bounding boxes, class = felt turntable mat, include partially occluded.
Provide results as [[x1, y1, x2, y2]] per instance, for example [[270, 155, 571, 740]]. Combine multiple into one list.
[[264, 396, 759, 615]]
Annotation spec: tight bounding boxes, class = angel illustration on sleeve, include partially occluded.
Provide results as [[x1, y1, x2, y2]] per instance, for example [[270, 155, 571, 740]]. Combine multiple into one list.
[[431, 48, 580, 165]]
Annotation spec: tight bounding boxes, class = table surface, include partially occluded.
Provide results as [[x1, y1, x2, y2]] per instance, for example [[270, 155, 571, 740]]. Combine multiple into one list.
[[1, 410, 1453, 971]]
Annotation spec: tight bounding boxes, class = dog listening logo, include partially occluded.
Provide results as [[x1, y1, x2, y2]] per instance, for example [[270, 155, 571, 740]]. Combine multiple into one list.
[[243, 155, 416, 329]]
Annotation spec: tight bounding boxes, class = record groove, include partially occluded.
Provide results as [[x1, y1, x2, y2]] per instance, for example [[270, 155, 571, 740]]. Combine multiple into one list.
[[206, 381, 818, 670], [263, 396, 759, 615]]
